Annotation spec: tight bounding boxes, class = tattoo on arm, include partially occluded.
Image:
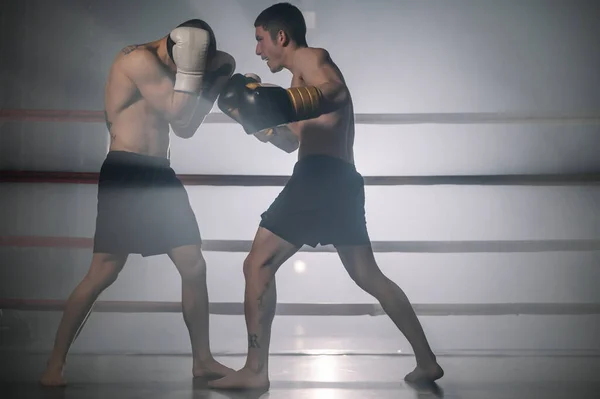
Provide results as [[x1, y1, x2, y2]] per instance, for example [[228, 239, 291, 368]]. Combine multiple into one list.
[[121, 45, 141, 55]]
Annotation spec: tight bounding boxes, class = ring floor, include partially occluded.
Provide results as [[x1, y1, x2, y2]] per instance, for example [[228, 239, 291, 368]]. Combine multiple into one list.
[[1, 352, 599, 399]]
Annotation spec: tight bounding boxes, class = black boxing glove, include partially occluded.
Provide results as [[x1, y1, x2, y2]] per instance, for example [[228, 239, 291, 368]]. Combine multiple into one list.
[[217, 73, 325, 134], [202, 51, 235, 95]]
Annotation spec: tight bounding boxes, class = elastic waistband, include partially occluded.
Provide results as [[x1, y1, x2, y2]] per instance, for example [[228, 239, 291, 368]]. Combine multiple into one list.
[[105, 151, 171, 168], [295, 154, 356, 172]]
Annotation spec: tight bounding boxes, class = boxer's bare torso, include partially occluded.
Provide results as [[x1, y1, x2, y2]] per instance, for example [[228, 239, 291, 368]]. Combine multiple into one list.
[[103, 38, 227, 158], [287, 48, 355, 164], [104, 41, 173, 157]]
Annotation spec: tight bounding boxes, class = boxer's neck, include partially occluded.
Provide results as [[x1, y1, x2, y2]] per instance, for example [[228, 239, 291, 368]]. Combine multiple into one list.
[[282, 43, 307, 71]]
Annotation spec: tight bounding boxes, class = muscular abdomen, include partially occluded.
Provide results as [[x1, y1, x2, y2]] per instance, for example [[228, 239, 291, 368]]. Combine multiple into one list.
[[108, 101, 170, 156], [298, 102, 355, 163]]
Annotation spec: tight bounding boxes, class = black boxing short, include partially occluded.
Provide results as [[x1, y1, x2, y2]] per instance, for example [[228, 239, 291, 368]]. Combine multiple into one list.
[[259, 155, 370, 248], [93, 151, 201, 256]]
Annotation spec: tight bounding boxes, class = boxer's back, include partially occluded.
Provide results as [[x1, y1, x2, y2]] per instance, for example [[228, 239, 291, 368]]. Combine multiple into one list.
[[104, 43, 171, 157], [293, 49, 355, 164]]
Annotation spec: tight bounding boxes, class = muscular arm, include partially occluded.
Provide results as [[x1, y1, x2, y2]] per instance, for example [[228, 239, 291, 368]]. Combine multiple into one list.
[[123, 49, 199, 133], [171, 51, 236, 138], [262, 54, 343, 149], [255, 49, 348, 152], [294, 48, 350, 114]]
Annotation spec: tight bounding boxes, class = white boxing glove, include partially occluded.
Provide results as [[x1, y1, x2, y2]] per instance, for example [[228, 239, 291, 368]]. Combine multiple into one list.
[[170, 27, 211, 93]]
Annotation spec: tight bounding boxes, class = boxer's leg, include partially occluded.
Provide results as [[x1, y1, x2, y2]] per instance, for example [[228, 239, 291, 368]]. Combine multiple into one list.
[[209, 227, 299, 390], [149, 160, 233, 378], [40, 252, 128, 387], [168, 244, 234, 379], [327, 158, 443, 383], [336, 244, 444, 383]]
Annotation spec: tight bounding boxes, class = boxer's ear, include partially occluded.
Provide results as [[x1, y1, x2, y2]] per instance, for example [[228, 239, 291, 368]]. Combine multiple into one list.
[[277, 30, 290, 47]]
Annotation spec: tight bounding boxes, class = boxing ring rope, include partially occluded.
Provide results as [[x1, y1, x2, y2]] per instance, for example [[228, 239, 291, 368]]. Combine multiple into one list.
[[2, 235, 600, 253], [2, 108, 600, 125], [1, 298, 599, 316], [2, 171, 600, 186], [1, 107, 599, 321], [2, 108, 599, 186]]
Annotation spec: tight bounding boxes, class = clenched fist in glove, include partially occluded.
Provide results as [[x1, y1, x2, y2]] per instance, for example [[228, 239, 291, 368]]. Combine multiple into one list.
[[167, 20, 216, 94], [217, 72, 324, 134], [218, 73, 299, 153]]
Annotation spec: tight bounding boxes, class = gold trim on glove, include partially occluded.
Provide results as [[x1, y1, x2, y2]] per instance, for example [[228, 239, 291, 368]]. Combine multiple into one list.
[[287, 86, 324, 120], [245, 82, 261, 90]]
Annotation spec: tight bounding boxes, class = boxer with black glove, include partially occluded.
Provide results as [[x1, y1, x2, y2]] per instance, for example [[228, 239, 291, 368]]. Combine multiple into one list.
[[209, 2, 443, 392]]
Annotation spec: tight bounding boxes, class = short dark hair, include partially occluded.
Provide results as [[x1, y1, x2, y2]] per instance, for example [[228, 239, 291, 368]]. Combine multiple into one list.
[[254, 3, 307, 47], [167, 19, 217, 62]]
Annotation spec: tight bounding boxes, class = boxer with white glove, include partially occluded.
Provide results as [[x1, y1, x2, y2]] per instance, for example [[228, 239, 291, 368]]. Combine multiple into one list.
[[40, 19, 235, 388]]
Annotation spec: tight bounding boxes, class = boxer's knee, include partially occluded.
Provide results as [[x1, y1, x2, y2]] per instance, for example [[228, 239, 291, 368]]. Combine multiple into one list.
[[170, 245, 207, 281], [243, 254, 258, 280], [85, 253, 127, 292], [337, 245, 387, 295], [242, 253, 273, 285], [355, 271, 388, 297]]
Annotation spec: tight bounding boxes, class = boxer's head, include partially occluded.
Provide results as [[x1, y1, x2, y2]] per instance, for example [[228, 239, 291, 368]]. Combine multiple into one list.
[[165, 19, 217, 69], [254, 2, 307, 73]]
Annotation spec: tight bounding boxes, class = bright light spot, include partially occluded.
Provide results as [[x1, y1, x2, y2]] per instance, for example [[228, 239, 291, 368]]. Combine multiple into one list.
[[293, 259, 307, 273], [311, 355, 338, 382]]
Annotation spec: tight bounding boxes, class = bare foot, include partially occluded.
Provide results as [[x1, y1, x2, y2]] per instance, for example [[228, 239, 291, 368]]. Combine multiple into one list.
[[404, 362, 444, 384], [193, 358, 235, 380], [208, 367, 270, 390], [39, 363, 66, 387]]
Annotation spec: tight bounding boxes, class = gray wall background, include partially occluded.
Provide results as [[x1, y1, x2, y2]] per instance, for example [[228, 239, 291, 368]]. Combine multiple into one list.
[[0, 0, 599, 355]]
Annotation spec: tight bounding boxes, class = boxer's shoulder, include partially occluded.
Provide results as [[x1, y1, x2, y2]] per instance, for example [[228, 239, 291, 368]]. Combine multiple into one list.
[[120, 44, 144, 56], [113, 45, 161, 78], [114, 44, 156, 65], [292, 47, 332, 75], [295, 47, 330, 63]]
